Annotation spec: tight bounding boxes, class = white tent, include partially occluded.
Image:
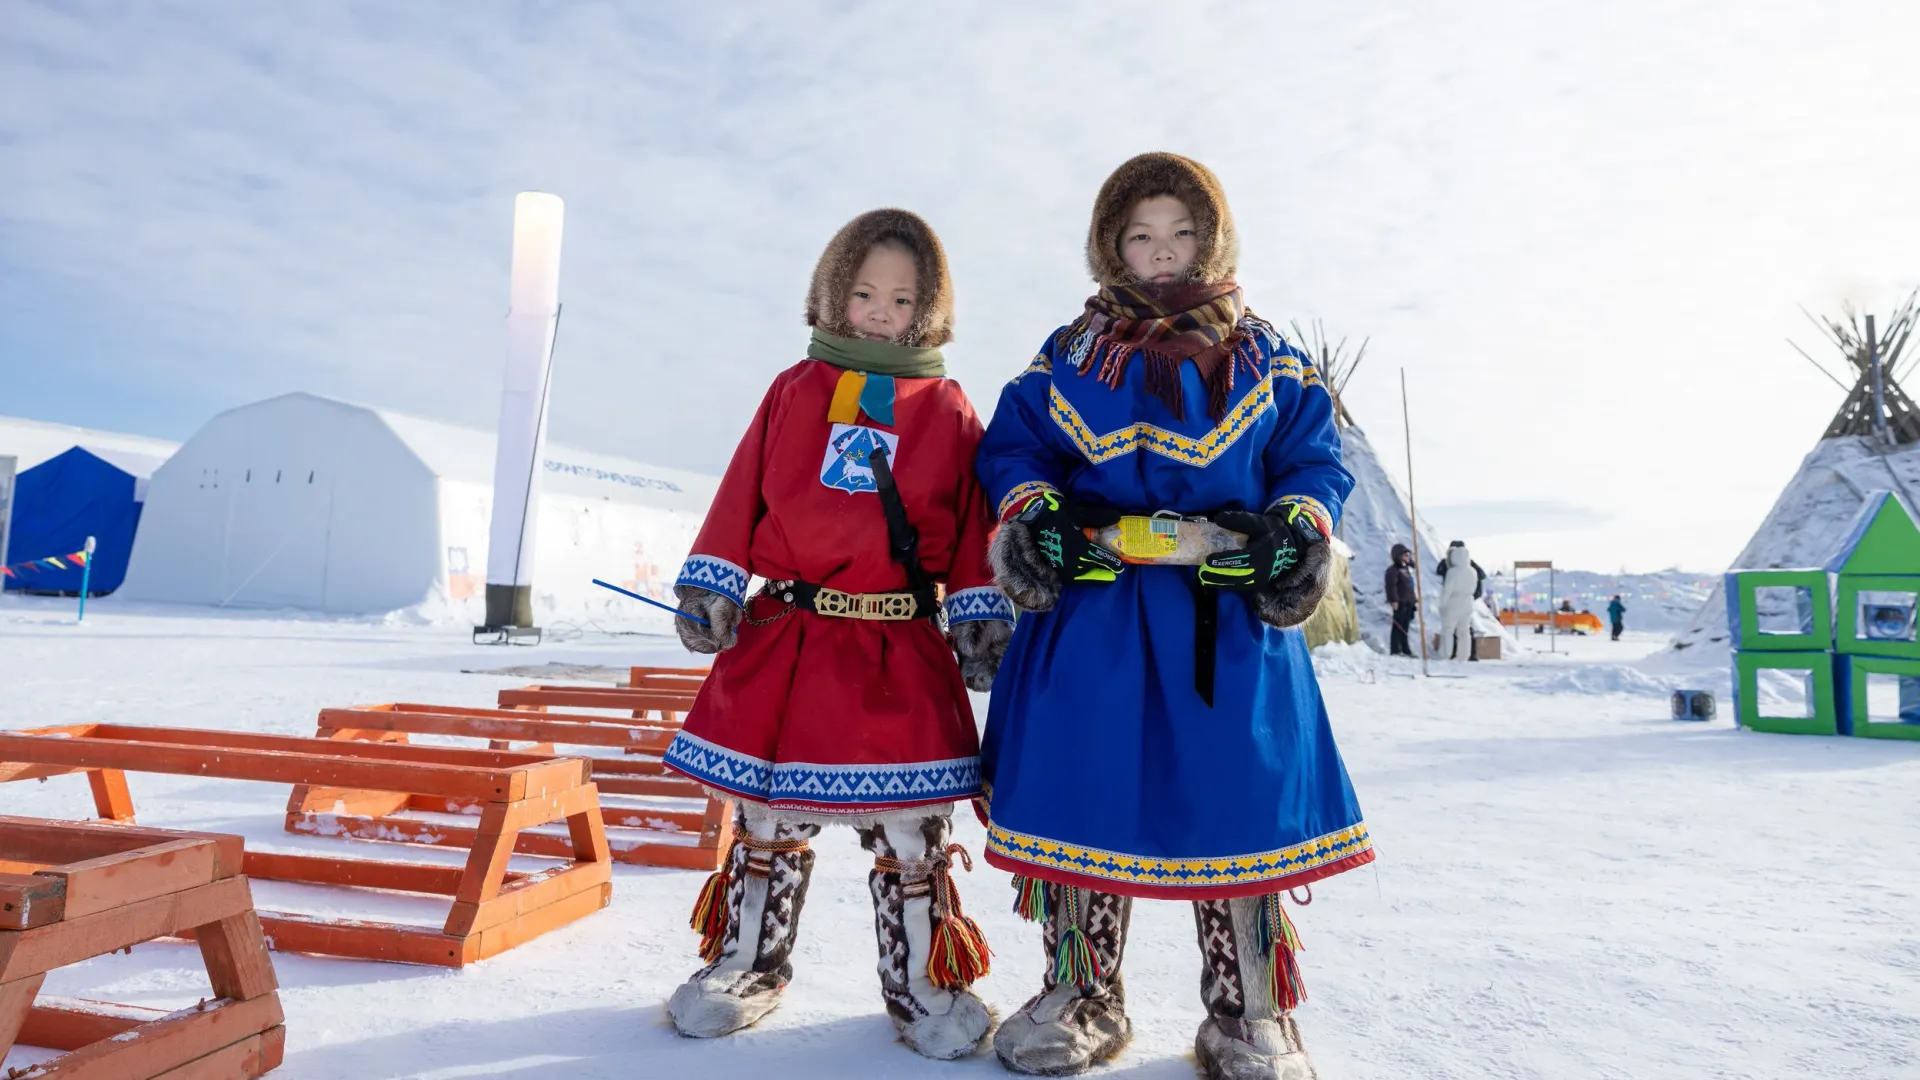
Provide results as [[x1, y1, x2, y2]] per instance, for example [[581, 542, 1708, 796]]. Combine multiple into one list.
[[0, 414, 180, 474], [119, 392, 717, 626]]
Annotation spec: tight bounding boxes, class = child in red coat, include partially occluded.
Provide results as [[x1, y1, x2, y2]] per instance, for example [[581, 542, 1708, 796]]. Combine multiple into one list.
[[662, 209, 1013, 1060]]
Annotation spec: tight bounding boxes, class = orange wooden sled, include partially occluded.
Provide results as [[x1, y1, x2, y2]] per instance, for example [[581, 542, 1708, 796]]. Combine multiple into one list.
[[1, 818, 285, 1078], [0, 725, 611, 968], [296, 702, 733, 871]]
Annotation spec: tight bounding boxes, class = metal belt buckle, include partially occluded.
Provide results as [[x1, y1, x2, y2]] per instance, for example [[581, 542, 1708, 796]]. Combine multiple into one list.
[[813, 588, 916, 621]]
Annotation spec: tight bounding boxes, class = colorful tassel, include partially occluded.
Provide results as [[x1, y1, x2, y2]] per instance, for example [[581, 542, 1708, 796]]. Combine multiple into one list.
[[1011, 874, 1050, 922], [1051, 887, 1103, 988], [689, 868, 731, 963], [928, 907, 992, 989], [1256, 893, 1307, 1011], [926, 844, 992, 989], [1054, 925, 1102, 988], [689, 842, 737, 963]]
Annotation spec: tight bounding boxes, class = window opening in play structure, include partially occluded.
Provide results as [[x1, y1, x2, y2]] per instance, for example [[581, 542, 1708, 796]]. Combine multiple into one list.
[[1754, 586, 1816, 636], [1754, 667, 1817, 719], [1865, 673, 1920, 725], [1856, 591, 1918, 644]]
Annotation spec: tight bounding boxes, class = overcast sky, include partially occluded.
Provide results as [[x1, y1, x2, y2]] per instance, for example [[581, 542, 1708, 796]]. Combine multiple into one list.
[[4, 1, 1916, 573]]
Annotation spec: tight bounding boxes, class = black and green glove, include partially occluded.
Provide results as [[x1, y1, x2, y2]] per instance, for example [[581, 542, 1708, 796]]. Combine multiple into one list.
[[1197, 506, 1334, 629], [990, 492, 1124, 613], [1014, 492, 1125, 584], [1197, 508, 1323, 590]]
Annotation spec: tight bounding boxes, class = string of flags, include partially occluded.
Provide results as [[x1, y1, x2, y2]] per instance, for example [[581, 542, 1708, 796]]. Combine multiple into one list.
[[0, 548, 90, 579]]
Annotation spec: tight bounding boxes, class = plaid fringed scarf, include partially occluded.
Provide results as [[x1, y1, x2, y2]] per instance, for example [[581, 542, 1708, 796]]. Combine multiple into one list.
[[1053, 281, 1261, 422]]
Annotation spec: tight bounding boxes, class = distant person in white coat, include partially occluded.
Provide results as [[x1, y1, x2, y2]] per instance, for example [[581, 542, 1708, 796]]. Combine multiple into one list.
[[1435, 540, 1486, 661]]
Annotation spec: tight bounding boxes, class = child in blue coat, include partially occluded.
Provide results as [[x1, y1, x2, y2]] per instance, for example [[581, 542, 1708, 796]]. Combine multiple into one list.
[[977, 153, 1374, 1080]]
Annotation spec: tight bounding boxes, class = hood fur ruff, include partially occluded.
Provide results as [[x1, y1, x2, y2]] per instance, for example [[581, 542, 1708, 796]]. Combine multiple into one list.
[[1086, 152, 1240, 286], [805, 208, 955, 348]]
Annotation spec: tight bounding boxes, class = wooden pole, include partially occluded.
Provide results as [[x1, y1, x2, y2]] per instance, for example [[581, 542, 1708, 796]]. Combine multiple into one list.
[[1868, 313, 1888, 438], [1401, 369, 1431, 676]]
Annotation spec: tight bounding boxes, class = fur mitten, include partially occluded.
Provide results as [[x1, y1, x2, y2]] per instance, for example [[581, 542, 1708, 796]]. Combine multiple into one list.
[[952, 619, 1012, 692], [1257, 542, 1331, 630], [675, 585, 744, 653], [990, 520, 1062, 613]]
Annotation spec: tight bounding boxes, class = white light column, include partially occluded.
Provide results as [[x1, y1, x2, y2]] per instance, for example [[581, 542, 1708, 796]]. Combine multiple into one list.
[[481, 192, 565, 637]]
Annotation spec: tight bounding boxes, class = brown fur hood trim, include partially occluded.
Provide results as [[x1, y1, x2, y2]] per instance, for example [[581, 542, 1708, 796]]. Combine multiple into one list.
[[805, 208, 955, 348], [1086, 153, 1239, 286]]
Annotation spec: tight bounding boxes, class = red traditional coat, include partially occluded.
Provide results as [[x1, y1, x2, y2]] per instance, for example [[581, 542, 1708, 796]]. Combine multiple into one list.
[[661, 359, 1014, 816]]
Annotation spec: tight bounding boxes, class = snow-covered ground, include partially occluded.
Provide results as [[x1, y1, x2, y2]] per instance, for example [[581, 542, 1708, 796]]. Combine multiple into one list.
[[2, 595, 1914, 1079]]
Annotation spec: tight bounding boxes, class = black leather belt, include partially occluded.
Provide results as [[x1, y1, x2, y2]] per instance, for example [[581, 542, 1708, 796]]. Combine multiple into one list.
[[767, 580, 939, 622]]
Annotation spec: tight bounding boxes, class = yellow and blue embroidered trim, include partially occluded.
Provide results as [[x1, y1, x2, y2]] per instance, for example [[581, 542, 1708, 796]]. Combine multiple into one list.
[[1271, 495, 1333, 537], [1009, 353, 1052, 385], [997, 480, 1060, 521], [986, 820, 1372, 890], [1048, 376, 1275, 467]]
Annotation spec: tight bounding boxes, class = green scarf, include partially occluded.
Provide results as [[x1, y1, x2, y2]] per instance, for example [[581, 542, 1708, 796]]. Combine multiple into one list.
[[806, 329, 946, 378]]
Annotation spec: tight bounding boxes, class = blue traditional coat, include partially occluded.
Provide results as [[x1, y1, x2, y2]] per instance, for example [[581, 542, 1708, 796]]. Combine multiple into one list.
[[975, 314, 1375, 899]]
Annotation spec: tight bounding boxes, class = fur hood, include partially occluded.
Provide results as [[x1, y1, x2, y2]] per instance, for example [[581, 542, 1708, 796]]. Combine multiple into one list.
[[804, 208, 955, 348], [1086, 152, 1240, 286]]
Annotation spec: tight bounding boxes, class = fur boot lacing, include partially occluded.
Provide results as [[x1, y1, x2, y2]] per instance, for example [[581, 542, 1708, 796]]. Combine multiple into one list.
[[691, 831, 813, 962], [873, 843, 993, 987]]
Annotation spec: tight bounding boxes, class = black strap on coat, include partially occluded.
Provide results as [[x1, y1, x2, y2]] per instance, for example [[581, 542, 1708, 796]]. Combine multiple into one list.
[[1191, 574, 1218, 707], [866, 445, 935, 597]]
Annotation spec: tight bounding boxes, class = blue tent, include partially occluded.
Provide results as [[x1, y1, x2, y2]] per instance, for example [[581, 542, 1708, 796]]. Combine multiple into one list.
[[3, 446, 165, 596]]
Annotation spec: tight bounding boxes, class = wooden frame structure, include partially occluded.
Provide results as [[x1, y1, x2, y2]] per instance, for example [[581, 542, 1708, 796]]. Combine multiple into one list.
[[293, 703, 732, 870], [1, 818, 285, 1078], [497, 684, 697, 722], [0, 725, 611, 968]]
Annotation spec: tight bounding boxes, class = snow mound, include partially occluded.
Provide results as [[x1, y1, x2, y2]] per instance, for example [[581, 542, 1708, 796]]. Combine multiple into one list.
[[1519, 664, 1681, 697], [1666, 435, 1920, 655], [1310, 639, 1382, 678]]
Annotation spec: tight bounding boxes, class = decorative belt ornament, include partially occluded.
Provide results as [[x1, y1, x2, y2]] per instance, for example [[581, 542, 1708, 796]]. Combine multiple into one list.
[[805, 586, 923, 621]]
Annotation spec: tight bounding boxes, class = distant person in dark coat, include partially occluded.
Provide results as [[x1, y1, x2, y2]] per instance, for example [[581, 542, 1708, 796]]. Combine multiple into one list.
[[1608, 594, 1626, 641], [1385, 543, 1418, 656]]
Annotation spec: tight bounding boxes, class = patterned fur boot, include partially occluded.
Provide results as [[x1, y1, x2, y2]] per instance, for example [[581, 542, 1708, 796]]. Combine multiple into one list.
[[859, 812, 994, 1060], [993, 882, 1133, 1075], [1192, 894, 1319, 1080], [668, 807, 820, 1038]]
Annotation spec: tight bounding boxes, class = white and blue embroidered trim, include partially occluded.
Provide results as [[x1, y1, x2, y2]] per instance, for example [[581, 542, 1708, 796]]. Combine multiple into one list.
[[945, 586, 1014, 624], [675, 554, 749, 606], [663, 731, 981, 808], [662, 730, 772, 795]]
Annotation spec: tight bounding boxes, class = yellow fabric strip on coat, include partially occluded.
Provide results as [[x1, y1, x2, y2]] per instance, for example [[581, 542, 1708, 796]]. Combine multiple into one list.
[[828, 369, 867, 424]]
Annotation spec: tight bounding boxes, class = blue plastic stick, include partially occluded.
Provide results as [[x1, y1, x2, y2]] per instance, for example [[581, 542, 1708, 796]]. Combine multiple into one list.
[[592, 578, 710, 625]]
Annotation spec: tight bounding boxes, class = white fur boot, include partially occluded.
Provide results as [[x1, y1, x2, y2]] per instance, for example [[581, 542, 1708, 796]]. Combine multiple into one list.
[[993, 882, 1133, 1076], [667, 806, 819, 1038], [1191, 894, 1319, 1080], [859, 811, 994, 1060]]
